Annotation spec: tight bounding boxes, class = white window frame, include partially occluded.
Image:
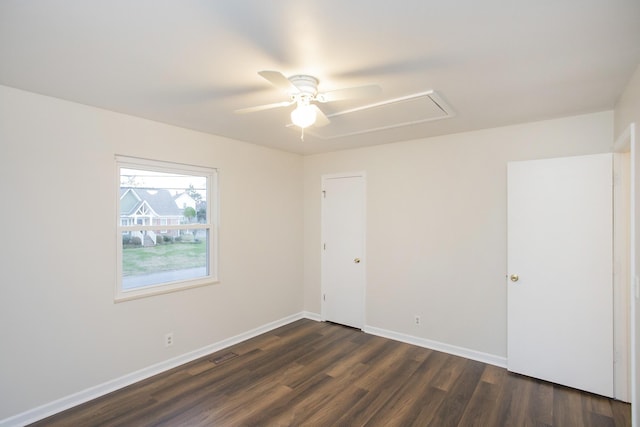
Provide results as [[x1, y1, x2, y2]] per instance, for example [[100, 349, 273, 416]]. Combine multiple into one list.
[[115, 155, 219, 302]]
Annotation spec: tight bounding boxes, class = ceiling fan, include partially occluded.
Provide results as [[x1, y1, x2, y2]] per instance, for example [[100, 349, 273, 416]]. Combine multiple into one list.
[[235, 70, 382, 132]]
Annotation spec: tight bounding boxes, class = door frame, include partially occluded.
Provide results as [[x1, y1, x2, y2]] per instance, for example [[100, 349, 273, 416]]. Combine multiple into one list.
[[614, 123, 637, 419], [320, 171, 367, 328], [614, 127, 633, 402]]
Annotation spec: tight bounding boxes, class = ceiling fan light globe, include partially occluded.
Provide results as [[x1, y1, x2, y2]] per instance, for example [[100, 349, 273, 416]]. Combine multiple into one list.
[[291, 104, 317, 128]]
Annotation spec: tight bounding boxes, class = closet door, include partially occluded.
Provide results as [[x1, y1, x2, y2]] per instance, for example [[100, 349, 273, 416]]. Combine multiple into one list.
[[507, 153, 613, 397]]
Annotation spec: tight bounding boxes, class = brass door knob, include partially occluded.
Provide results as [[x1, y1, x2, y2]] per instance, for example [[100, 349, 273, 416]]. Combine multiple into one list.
[[510, 274, 519, 282], [354, 258, 361, 264]]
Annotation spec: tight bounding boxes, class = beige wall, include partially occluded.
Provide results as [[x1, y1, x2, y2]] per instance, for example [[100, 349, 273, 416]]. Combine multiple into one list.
[[615, 65, 640, 138], [304, 111, 613, 358], [614, 64, 640, 424], [0, 85, 304, 419], [0, 82, 621, 421]]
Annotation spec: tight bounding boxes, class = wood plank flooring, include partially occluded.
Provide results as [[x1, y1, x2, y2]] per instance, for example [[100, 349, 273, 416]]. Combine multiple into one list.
[[31, 319, 631, 426]]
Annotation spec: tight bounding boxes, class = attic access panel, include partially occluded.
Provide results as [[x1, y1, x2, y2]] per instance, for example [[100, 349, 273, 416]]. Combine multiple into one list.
[[299, 90, 454, 140]]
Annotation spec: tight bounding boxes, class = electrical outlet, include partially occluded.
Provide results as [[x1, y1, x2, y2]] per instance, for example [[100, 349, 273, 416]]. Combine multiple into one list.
[[165, 332, 174, 347], [414, 315, 421, 326]]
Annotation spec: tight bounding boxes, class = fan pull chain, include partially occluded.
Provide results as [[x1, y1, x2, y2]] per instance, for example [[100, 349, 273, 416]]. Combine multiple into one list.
[[300, 127, 305, 141]]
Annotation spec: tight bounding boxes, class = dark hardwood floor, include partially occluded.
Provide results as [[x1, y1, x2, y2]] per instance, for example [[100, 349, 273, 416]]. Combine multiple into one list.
[[31, 319, 631, 426]]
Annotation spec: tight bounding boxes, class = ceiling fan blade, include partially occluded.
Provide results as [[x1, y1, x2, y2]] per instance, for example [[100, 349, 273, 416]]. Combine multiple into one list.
[[317, 84, 382, 103], [258, 70, 299, 93], [313, 105, 330, 127], [234, 100, 294, 114]]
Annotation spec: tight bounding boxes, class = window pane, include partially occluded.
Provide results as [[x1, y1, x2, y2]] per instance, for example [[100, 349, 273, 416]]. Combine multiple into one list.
[[122, 229, 209, 290], [120, 168, 207, 223]]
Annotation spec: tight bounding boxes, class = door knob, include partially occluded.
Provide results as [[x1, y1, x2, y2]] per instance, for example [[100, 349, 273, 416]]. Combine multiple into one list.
[[510, 274, 519, 282], [354, 258, 361, 264]]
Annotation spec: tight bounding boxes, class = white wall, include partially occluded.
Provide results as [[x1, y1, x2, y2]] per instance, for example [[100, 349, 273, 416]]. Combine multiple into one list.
[[304, 111, 613, 358], [0, 85, 304, 420], [614, 64, 640, 425]]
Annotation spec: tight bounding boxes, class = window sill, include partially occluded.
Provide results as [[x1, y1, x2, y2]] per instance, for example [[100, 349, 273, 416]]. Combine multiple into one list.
[[114, 276, 220, 303]]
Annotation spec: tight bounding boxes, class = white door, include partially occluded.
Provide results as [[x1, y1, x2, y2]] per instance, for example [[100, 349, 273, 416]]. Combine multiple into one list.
[[507, 153, 613, 397], [321, 173, 365, 329]]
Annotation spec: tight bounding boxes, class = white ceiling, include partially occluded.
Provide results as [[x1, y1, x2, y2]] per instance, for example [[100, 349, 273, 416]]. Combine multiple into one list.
[[1, 1, 639, 155]]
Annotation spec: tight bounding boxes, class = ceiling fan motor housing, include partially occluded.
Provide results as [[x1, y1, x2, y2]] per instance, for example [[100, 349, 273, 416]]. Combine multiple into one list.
[[289, 75, 319, 97]]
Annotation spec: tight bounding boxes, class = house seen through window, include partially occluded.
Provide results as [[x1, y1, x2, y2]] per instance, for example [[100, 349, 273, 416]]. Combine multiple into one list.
[[116, 156, 218, 301]]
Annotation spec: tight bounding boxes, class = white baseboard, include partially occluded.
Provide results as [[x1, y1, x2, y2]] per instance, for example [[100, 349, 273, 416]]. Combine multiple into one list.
[[301, 311, 322, 322], [363, 325, 507, 368], [1, 312, 313, 427]]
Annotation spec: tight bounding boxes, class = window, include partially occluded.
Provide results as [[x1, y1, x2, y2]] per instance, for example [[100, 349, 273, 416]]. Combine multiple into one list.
[[116, 156, 218, 301]]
